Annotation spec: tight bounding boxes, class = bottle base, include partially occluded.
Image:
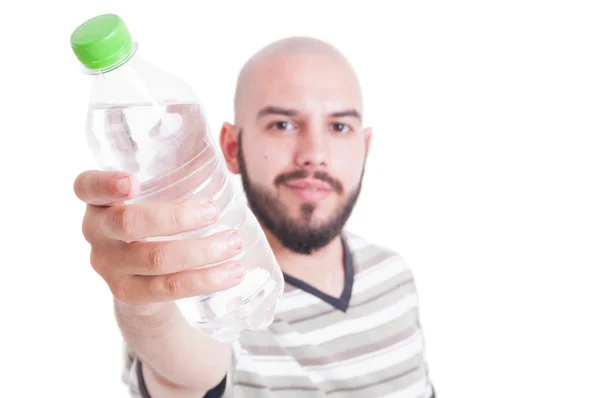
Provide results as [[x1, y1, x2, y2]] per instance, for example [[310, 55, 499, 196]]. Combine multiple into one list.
[[193, 298, 280, 342], [175, 266, 285, 343]]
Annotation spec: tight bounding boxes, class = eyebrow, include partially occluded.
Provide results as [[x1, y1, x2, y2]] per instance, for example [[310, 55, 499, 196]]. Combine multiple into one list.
[[257, 106, 298, 119], [330, 109, 362, 121], [256, 106, 362, 121]]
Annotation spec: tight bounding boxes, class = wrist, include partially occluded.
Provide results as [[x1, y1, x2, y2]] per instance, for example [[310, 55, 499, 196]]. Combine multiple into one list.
[[114, 299, 180, 336]]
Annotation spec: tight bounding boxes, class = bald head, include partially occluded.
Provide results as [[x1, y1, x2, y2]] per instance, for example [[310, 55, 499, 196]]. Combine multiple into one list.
[[233, 37, 362, 124]]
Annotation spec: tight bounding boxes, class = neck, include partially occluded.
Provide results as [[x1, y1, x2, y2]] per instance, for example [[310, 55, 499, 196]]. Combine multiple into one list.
[[264, 229, 345, 294]]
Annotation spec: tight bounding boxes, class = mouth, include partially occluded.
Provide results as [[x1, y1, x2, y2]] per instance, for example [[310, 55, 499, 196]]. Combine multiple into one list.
[[283, 179, 333, 201]]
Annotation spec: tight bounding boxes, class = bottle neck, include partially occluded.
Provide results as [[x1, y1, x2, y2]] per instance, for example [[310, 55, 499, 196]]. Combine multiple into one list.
[[82, 42, 139, 76], [87, 47, 200, 108]]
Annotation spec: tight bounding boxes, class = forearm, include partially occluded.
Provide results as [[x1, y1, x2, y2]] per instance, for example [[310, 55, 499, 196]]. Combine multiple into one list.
[[114, 300, 231, 396]]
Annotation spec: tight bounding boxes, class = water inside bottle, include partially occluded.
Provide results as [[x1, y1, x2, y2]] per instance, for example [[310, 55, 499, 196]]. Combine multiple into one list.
[[87, 102, 284, 341], [86, 102, 211, 188]]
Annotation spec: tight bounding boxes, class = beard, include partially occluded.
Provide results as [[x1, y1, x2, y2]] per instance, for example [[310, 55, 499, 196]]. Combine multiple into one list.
[[237, 130, 364, 255]]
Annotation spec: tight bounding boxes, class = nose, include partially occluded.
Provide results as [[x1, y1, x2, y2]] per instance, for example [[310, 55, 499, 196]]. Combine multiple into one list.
[[294, 126, 329, 169]]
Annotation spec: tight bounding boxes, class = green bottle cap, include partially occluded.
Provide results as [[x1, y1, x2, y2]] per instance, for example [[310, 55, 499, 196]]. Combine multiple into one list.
[[70, 14, 134, 71]]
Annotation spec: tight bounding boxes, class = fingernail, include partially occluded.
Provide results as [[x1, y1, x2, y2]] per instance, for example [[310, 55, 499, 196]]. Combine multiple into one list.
[[115, 177, 130, 195], [228, 231, 242, 251], [200, 202, 218, 221], [226, 263, 244, 279]]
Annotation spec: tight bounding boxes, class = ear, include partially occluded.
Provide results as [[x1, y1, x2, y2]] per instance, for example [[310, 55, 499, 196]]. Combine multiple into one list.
[[364, 126, 373, 157], [219, 122, 240, 174]]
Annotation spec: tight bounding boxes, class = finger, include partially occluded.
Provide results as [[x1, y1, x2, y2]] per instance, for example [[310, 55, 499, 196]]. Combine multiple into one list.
[[119, 229, 243, 275], [101, 198, 220, 242], [74, 170, 140, 206], [116, 261, 245, 304]]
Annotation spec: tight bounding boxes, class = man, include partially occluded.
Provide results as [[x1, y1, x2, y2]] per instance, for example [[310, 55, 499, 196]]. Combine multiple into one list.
[[74, 36, 435, 397]]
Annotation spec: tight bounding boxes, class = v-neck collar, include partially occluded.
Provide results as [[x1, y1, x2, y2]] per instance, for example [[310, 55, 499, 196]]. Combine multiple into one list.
[[282, 235, 354, 312]]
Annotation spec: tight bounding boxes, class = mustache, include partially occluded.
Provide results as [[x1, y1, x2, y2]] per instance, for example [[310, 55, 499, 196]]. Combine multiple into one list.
[[274, 169, 344, 194]]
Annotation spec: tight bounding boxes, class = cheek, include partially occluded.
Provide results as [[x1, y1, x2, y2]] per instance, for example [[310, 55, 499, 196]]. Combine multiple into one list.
[[263, 150, 289, 179], [246, 143, 291, 182], [332, 145, 366, 184], [261, 149, 285, 165]]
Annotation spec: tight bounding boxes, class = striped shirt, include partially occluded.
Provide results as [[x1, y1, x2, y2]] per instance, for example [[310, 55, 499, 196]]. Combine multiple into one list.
[[123, 231, 435, 397]]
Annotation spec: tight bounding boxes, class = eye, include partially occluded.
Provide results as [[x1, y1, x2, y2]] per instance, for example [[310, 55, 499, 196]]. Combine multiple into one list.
[[268, 121, 296, 131], [330, 123, 351, 134]]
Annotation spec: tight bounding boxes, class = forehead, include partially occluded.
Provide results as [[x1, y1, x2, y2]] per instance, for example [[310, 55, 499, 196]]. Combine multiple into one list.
[[243, 53, 362, 117]]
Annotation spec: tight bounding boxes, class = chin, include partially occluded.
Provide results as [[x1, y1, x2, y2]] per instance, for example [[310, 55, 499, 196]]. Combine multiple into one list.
[[300, 210, 338, 225]]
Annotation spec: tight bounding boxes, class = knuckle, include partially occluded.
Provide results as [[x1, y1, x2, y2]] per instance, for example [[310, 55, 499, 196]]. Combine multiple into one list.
[[81, 225, 92, 243], [113, 206, 139, 240], [81, 207, 99, 243], [147, 245, 168, 272], [81, 220, 94, 244], [94, 174, 102, 195], [164, 274, 182, 298], [89, 249, 108, 275], [170, 205, 188, 230]]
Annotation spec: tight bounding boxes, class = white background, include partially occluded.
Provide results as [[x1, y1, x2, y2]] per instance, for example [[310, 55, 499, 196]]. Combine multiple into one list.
[[1, 1, 599, 397]]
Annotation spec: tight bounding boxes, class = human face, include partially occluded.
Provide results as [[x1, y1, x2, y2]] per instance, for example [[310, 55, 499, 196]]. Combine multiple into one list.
[[221, 52, 371, 254]]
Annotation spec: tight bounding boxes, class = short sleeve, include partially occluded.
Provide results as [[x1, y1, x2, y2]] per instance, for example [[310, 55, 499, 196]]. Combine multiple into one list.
[[121, 344, 228, 398]]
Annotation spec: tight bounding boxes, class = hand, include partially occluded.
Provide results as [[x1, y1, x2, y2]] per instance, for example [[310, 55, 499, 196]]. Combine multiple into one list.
[[73, 170, 245, 313]]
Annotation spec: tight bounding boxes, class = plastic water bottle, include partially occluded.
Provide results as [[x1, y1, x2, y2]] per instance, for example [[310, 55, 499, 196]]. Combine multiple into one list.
[[70, 13, 284, 342]]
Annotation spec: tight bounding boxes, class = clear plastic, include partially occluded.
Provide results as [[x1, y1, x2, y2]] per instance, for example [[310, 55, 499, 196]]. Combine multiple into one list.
[[81, 43, 284, 342]]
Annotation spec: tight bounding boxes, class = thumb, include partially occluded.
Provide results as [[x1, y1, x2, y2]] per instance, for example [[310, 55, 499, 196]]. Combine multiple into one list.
[[74, 170, 140, 206]]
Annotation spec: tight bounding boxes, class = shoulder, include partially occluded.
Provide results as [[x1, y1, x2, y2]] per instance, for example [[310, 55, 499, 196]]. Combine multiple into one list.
[[342, 230, 412, 276]]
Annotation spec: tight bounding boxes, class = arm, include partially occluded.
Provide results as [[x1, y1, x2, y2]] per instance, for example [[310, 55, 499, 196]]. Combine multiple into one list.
[[72, 171, 243, 398]]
